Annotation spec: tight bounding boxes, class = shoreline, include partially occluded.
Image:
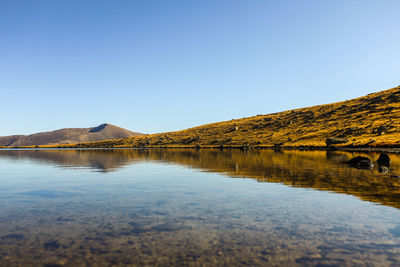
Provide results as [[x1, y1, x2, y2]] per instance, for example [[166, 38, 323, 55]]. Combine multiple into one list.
[[2, 145, 400, 153]]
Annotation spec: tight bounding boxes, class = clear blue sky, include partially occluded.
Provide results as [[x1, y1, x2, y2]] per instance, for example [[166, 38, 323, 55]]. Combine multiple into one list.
[[1, 0, 399, 136]]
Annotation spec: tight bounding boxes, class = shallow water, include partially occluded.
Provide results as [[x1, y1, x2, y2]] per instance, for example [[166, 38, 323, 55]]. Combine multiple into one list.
[[1, 149, 400, 266]]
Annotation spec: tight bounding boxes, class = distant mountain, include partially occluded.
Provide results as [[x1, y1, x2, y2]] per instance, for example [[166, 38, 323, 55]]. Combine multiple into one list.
[[66, 85, 400, 148], [0, 124, 142, 147]]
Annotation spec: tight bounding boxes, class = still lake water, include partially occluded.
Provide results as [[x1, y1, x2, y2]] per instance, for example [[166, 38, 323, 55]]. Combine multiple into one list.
[[1, 149, 400, 266]]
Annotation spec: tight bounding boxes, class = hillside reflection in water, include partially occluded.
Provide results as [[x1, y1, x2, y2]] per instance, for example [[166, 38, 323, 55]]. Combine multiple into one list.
[[1, 149, 400, 266], [2, 148, 400, 208]]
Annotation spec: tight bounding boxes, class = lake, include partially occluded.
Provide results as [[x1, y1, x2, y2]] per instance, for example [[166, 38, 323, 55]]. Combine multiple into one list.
[[1, 148, 400, 266]]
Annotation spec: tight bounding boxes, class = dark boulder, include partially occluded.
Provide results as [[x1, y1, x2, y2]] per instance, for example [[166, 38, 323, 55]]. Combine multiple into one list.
[[348, 156, 374, 169], [326, 137, 348, 146], [377, 126, 387, 135], [377, 153, 390, 167]]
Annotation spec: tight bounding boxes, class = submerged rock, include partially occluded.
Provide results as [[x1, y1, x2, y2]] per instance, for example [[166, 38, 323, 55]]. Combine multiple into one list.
[[378, 166, 389, 173], [377, 153, 391, 167], [44, 240, 62, 250], [348, 156, 374, 169], [2, 233, 24, 241]]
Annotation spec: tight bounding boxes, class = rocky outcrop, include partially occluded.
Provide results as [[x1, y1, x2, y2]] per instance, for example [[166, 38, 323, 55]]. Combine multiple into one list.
[[326, 137, 348, 146]]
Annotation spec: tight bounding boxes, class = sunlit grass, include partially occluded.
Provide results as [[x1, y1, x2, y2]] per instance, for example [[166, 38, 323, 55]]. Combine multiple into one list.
[[54, 85, 400, 148]]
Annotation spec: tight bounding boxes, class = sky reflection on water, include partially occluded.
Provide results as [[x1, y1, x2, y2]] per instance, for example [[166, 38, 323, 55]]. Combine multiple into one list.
[[1, 149, 400, 266]]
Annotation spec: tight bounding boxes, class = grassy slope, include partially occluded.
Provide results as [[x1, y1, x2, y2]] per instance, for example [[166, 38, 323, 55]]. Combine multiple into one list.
[[60, 85, 400, 148]]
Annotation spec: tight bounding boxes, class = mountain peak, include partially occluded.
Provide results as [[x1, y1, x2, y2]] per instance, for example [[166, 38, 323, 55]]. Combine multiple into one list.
[[0, 124, 142, 147]]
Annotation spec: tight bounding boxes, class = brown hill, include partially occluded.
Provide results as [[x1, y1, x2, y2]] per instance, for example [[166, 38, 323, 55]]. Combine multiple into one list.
[[0, 123, 142, 147]]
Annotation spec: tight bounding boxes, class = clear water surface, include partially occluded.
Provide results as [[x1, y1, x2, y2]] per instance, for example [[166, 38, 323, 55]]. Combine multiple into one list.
[[1, 149, 400, 266]]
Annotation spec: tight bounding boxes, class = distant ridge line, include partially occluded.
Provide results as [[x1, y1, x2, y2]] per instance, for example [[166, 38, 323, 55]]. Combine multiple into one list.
[[0, 123, 143, 147]]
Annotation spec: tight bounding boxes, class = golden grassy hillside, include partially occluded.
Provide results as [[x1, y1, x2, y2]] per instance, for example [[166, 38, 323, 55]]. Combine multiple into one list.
[[61, 85, 400, 148]]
